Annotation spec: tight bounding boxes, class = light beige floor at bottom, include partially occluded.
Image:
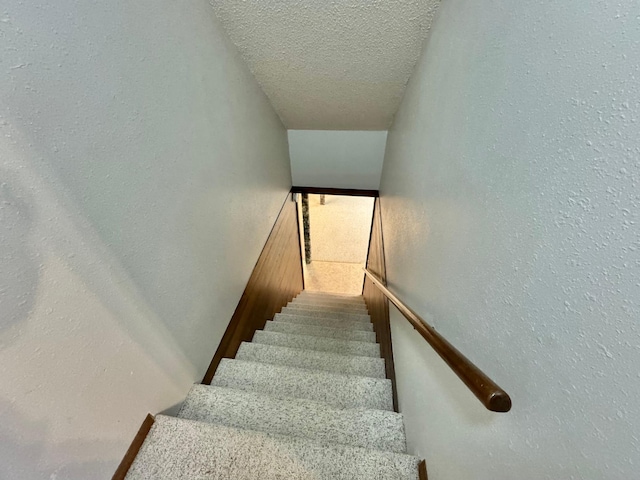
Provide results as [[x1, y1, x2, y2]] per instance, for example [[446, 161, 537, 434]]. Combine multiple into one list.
[[304, 261, 365, 295], [303, 194, 374, 295]]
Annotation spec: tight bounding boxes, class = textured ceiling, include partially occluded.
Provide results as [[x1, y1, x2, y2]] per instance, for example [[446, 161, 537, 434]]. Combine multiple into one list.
[[210, 1, 440, 130]]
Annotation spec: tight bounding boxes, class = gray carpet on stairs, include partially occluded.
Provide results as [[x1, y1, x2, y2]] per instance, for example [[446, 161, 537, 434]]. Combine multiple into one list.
[[178, 384, 407, 452], [264, 320, 377, 342], [211, 358, 394, 410], [125, 290, 420, 479], [235, 342, 387, 378], [289, 300, 369, 312], [252, 330, 381, 357], [126, 415, 421, 480], [274, 312, 374, 331], [281, 305, 371, 321]]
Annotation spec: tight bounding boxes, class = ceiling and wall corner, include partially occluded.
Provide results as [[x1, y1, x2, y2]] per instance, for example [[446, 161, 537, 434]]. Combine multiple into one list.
[[209, 0, 441, 130]]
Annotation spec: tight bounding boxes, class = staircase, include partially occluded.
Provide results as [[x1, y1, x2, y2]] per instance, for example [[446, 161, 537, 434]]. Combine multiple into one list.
[[125, 291, 425, 479]]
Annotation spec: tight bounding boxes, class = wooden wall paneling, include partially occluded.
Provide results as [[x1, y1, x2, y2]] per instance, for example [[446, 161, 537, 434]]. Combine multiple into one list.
[[240, 197, 299, 337], [362, 197, 398, 411], [202, 195, 304, 384], [262, 205, 301, 328]]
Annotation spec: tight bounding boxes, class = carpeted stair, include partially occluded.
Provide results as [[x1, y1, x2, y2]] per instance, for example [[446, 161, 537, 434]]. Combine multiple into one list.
[[125, 291, 424, 479]]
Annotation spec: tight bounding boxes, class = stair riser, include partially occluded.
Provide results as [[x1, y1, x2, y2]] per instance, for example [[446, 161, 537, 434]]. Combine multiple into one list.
[[236, 342, 386, 378], [252, 331, 381, 358], [274, 313, 374, 332], [264, 321, 377, 343], [289, 306, 369, 316], [291, 301, 369, 312], [282, 306, 370, 321], [298, 293, 366, 305]]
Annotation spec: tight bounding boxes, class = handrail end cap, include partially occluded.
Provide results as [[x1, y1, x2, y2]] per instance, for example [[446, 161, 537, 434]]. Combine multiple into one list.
[[488, 392, 512, 413]]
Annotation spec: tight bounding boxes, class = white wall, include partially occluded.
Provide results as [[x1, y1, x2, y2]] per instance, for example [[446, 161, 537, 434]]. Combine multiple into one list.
[[380, 1, 640, 479], [289, 130, 387, 190], [0, 1, 291, 478]]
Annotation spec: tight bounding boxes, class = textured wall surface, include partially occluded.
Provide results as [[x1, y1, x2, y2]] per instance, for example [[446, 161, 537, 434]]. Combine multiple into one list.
[[380, 0, 640, 479], [210, 0, 441, 130], [289, 130, 387, 189], [0, 1, 291, 478]]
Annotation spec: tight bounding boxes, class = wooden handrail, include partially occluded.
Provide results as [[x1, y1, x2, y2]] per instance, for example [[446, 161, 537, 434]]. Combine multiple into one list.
[[363, 268, 512, 413]]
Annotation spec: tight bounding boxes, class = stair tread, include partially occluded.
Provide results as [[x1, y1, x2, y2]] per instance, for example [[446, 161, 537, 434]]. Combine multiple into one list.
[[274, 312, 373, 331], [235, 342, 386, 378], [211, 359, 394, 411], [264, 320, 377, 343], [178, 385, 406, 452], [236, 342, 386, 378], [126, 415, 420, 480], [252, 330, 380, 358], [281, 306, 370, 321]]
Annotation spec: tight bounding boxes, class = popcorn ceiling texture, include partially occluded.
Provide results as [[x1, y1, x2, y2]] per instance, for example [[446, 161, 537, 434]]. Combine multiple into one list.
[[209, 0, 441, 130]]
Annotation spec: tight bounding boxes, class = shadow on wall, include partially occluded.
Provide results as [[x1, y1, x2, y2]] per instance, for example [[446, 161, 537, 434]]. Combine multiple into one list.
[[0, 169, 39, 340], [0, 398, 121, 479], [0, 1, 290, 475], [0, 126, 196, 478], [0, 0, 291, 370], [0, 126, 197, 379]]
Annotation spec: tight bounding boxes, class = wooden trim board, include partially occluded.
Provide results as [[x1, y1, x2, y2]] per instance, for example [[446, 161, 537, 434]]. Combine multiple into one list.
[[112, 414, 154, 480], [418, 459, 429, 479], [362, 197, 399, 411], [291, 186, 379, 197]]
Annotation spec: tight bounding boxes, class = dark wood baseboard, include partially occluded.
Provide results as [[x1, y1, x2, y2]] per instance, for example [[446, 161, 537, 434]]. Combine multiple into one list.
[[291, 186, 379, 197], [202, 194, 304, 384], [418, 459, 429, 479], [112, 414, 154, 480]]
